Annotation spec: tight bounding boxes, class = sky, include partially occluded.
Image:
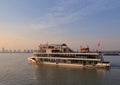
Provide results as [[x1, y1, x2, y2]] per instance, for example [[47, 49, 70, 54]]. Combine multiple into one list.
[[0, 0, 120, 51]]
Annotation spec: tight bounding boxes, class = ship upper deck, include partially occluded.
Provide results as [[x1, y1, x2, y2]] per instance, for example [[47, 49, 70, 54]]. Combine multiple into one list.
[[35, 43, 100, 56]]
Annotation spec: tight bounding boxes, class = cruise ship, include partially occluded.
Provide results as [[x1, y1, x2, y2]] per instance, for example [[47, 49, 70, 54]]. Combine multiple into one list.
[[28, 43, 110, 68]]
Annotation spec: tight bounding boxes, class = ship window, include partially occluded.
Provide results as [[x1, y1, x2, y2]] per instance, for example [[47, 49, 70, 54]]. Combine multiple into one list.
[[86, 55, 96, 59], [40, 58, 43, 61], [94, 61, 98, 64]]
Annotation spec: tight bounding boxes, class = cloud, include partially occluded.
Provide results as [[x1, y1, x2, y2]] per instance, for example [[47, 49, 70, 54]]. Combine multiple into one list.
[[28, 0, 120, 30]]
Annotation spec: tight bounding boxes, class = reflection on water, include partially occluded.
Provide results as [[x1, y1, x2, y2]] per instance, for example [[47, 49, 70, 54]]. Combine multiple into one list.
[[29, 63, 110, 85], [0, 53, 120, 85]]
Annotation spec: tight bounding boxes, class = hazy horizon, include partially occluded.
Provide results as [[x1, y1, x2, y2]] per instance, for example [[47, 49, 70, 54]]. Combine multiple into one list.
[[0, 0, 120, 51]]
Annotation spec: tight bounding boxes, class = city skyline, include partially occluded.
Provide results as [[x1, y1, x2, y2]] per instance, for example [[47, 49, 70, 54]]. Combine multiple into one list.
[[0, 47, 34, 53], [0, 0, 120, 50]]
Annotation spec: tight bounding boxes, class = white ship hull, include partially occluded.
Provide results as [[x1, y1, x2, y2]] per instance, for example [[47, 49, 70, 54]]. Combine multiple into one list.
[[28, 57, 110, 68]]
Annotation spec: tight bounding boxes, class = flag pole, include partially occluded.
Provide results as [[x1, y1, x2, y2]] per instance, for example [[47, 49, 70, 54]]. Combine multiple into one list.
[[98, 42, 100, 52]]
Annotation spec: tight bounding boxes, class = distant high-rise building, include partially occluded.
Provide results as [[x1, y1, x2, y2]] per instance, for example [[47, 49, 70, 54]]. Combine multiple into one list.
[[24, 49, 26, 53], [13, 50, 16, 53], [18, 49, 21, 53], [9, 50, 12, 53], [2, 48, 5, 52]]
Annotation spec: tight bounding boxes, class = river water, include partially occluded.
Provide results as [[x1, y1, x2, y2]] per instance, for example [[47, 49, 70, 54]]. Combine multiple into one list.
[[0, 53, 120, 85]]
